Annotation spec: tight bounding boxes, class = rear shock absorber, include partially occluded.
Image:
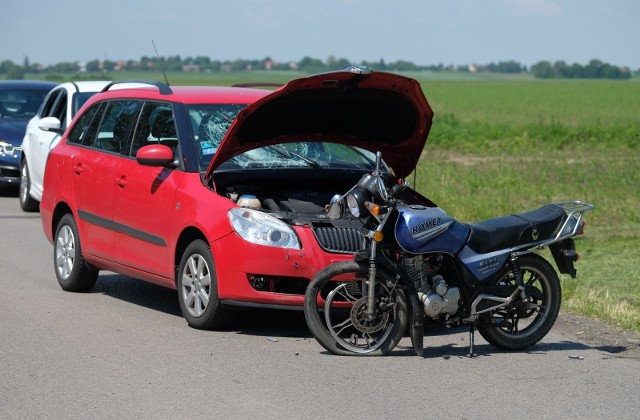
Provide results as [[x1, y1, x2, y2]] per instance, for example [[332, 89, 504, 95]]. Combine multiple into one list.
[[510, 254, 527, 300]]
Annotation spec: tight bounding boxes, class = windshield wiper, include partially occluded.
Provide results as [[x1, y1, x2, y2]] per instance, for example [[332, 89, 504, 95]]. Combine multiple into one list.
[[268, 144, 321, 168]]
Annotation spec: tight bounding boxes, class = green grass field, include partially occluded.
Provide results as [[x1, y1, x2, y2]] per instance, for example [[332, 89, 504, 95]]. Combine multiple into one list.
[[19, 70, 640, 331]]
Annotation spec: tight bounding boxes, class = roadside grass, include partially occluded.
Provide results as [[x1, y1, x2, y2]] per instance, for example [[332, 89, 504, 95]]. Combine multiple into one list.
[[561, 224, 640, 331]]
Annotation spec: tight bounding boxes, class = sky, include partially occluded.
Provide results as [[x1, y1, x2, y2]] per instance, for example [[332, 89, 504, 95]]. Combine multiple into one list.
[[2, 0, 639, 69]]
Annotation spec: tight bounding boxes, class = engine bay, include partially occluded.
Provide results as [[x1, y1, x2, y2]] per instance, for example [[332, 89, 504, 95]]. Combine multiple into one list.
[[213, 168, 367, 216]]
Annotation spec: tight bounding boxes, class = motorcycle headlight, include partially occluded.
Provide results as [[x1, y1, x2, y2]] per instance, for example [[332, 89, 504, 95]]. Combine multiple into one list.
[[228, 208, 301, 249], [346, 188, 370, 218]]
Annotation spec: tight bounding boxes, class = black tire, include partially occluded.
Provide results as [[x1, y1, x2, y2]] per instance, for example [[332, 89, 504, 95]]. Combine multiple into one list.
[[53, 213, 98, 292], [477, 254, 561, 350], [304, 261, 408, 356], [19, 160, 39, 212], [177, 239, 232, 330]]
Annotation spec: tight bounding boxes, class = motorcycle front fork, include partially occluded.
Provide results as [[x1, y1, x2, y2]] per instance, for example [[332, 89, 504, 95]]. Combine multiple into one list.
[[365, 241, 379, 320]]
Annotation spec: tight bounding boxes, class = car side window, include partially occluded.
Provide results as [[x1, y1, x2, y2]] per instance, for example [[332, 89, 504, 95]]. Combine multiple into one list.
[[94, 101, 140, 154], [67, 103, 105, 146], [51, 91, 68, 128], [40, 89, 61, 118], [129, 102, 178, 157]]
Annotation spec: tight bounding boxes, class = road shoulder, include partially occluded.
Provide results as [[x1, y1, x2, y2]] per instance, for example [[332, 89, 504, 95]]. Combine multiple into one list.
[[554, 311, 640, 360]]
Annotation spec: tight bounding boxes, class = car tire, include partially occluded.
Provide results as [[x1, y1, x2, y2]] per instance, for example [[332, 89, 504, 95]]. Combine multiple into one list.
[[19, 160, 39, 212], [177, 239, 232, 330], [54, 213, 98, 292]]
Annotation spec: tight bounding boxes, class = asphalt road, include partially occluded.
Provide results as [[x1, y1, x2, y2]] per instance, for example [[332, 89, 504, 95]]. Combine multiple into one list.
[[1, 189, 638, 419]]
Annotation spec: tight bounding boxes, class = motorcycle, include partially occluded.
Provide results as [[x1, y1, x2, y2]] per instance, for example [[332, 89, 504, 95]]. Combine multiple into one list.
[[304, 152, 594, 356]]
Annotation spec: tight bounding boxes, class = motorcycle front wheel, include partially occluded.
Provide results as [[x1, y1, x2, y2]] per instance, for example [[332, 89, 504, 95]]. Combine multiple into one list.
[[304, 261, 408, 356], [477, 254, 561, 350]]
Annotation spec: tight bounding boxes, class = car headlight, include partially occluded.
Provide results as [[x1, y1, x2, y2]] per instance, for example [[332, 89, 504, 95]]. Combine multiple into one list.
[[228, 208, 301, 249], [0, 141, 20, 156]]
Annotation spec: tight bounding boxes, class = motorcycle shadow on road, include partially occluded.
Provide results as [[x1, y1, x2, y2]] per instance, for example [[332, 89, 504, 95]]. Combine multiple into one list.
[[392, 321, 593, 359], [410, 339, 593, 360]]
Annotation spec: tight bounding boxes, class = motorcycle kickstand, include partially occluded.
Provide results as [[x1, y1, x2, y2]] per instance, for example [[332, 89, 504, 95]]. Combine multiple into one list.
[[468, 324, 477, 358]]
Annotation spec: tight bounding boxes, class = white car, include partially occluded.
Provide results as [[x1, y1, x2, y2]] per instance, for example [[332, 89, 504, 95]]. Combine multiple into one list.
[[20, 81, 110, 211]]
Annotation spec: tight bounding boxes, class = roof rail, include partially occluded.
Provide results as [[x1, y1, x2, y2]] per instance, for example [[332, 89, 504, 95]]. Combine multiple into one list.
[[231, 82, 283, 89], [100, 79, 173, 95]]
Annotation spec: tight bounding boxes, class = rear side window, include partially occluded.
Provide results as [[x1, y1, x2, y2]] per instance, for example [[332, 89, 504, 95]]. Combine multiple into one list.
[[94, 101, 140, 154], [67, 103, 105, 146]]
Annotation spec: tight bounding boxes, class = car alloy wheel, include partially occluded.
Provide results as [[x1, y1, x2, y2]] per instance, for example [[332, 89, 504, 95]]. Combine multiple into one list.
[[53, 214, 98, 292], [19, 160, 39, 212], [180, 253, 212, 318], [177, 240, 231, 329], [55, 224, 76, 280]]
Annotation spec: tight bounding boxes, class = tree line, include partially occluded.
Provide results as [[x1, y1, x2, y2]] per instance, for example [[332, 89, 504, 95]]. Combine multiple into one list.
[[530, 59, 631, 79], [0, 56, 634, 79]]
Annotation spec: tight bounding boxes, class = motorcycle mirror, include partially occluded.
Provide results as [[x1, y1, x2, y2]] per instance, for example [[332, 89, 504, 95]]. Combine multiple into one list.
[[327, 194, 343, 220], [374, 151, 389, 202]]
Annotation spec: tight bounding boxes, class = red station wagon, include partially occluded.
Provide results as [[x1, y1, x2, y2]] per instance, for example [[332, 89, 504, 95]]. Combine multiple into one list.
[[40, 68, 433, 329]]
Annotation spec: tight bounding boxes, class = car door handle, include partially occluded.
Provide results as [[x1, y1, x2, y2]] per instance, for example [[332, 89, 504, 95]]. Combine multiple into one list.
[[72, 163, 83, 175], [116, 176, 127, 188]]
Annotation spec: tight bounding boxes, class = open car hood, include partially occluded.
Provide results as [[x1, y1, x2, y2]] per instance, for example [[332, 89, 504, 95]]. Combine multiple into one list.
[[206, 67, 433, 179]]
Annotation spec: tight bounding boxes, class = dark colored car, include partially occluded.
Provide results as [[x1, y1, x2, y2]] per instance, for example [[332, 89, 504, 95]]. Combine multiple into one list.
[[0, 80, 58, 187], [40, 69, 433, 329]]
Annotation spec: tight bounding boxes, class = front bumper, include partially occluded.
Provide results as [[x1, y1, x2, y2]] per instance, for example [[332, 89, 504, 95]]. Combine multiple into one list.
[[211, 225, 352, 308], [0, 161, 20, 184]]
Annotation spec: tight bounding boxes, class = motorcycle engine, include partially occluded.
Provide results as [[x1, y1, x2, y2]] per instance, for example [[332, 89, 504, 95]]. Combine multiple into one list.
[[402, 255, 461, 319]]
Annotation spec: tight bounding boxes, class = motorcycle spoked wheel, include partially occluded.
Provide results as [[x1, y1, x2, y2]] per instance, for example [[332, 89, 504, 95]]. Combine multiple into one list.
[[477, 254, 561, 350], [304, 261, 408, 356]]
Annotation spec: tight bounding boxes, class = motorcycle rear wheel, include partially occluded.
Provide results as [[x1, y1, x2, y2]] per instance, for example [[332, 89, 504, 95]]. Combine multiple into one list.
[[304, 261, 408, 356], [477, 254, 561, 350]]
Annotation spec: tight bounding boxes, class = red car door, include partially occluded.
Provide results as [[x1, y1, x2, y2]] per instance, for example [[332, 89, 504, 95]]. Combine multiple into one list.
[[68, 100, 143, 262], [64, 102, 118, 261], [70, 149, 118, 261], [113, 102, 184, 280]]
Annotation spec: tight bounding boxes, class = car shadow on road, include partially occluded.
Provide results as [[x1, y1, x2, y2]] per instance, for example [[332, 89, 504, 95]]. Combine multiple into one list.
[[0, 186, 18, 197], [92, 274, 182, 317], [92, 273, 312, 338]]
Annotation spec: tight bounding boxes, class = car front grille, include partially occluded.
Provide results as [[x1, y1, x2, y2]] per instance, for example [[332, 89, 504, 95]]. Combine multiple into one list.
[[312, 227, 364, 254]]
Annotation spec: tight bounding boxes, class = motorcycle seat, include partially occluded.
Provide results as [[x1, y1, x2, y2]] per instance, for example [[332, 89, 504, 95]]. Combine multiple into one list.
[[466, 204, 567, 254]]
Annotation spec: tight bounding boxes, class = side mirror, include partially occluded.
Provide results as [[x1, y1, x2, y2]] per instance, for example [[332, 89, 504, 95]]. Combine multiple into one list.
[[38, 116, 64, 134], [326, 194, 344, 220], [136, 144, 174, 167]]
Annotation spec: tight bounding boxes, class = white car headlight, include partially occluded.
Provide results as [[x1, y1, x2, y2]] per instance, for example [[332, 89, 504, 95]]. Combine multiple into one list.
[[228, 208, 301, 250]]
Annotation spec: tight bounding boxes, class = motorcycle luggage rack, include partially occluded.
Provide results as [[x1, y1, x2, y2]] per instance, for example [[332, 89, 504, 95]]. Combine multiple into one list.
[[511, 200, 594, 256]]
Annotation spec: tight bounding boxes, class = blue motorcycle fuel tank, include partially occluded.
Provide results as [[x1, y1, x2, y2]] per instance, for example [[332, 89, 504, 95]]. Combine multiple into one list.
[[395, 205, 470, 255]]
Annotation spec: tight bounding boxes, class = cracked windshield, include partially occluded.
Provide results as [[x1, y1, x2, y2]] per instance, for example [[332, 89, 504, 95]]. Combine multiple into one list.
[[188, 104, 376, 171]]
